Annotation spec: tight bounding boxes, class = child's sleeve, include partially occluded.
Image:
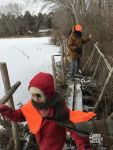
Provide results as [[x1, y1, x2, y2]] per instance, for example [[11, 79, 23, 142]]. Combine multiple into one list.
[[0, 104, 25, 122]]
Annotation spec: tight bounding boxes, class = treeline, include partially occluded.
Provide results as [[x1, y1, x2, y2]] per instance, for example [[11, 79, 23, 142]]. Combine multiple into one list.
[[0, 3, 53, 37]]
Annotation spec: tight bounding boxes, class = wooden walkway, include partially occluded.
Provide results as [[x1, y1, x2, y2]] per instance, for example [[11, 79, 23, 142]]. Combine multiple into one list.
[[66, 78, 83, 111]]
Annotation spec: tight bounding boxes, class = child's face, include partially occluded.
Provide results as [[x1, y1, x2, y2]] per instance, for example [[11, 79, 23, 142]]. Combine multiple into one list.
[[32, 94, 44, 103]]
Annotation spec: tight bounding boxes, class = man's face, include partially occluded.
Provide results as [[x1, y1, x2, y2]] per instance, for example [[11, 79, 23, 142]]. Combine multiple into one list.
[[31, 94, 44, 104], [73, 30, 82, 38]]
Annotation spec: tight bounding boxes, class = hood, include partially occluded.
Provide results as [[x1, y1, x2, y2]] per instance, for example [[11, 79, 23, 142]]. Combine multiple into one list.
[[29, 72, 55, 100]]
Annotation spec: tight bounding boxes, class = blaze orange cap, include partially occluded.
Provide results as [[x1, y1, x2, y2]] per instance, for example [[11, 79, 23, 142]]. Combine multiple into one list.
[[73, 24, 83, 32]]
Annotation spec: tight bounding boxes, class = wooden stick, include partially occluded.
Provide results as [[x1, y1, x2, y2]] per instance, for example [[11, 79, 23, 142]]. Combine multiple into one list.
[[92, 55, 101, 79], [88, 46, 96, 67], [0, 81, 21, 104], [0, 62, 21, 150], [108, 113, 113, 120], [94, 68, 113, 112], [82, 47, 95, 72]]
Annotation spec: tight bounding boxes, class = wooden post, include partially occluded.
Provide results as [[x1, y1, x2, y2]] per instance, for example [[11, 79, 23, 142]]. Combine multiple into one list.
[[0, 62, 21, 150], [51, 56, 57, 90], [61, 44, 65, 85], [94, 68, 113, 112], [63, 40, 67, 54], [0, 81, 21, 104]]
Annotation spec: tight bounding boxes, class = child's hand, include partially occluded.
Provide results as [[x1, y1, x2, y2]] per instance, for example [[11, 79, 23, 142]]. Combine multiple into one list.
[[0, 104, 12, 115], [39, 109, 49, 117]]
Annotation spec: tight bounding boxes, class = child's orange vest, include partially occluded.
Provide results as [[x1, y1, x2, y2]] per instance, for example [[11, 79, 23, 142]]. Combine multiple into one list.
[[21, 101, 96, 134]]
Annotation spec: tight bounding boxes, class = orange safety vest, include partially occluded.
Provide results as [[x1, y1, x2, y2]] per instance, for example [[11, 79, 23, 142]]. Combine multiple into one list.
[[21, 101, 96, 134]]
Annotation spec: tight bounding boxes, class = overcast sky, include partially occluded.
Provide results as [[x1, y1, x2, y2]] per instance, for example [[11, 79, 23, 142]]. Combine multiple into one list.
[[0, 0, 24, 5], [0, 0, 49, 14]]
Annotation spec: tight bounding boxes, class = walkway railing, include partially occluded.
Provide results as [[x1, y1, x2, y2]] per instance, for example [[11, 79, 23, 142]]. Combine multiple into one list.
[[82, 43, 113, 112]]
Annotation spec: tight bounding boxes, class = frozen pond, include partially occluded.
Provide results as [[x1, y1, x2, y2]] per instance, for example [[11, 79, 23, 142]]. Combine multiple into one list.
[[0, 37, 60, 106]]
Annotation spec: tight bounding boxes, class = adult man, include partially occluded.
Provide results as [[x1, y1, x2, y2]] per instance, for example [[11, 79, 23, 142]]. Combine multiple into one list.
[[67, 25, 92, 78]]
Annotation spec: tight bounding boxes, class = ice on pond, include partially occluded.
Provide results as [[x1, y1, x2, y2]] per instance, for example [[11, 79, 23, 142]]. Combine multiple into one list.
[[0, 37, 60, 106]]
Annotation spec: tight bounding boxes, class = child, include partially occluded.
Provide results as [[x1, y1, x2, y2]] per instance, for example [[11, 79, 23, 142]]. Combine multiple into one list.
[[0, 72, 96, 150]]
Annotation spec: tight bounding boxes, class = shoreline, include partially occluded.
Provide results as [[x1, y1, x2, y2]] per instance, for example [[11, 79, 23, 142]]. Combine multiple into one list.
[[0, 34, 52, 39]]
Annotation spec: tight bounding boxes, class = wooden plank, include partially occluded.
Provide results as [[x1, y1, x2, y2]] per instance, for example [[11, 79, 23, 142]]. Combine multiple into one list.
[[66, 81, 74, 110], [66, 79, 83, 111], [74, 79, 83, 111]]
